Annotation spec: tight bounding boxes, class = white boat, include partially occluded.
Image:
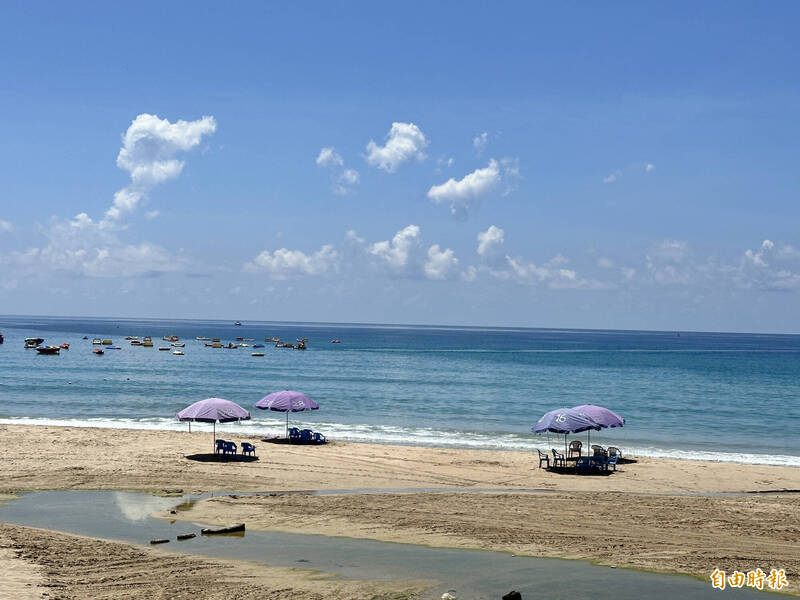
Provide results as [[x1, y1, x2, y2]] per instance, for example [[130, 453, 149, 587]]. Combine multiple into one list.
[[173, 350, 184, 355], [251, 352, 264, 357]]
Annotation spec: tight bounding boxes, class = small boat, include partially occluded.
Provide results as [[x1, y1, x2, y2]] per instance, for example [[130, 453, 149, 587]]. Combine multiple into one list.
[[201, 523, 245, 535], [172, 350, 184, 355], [212, 338, 220, 343], [101, 339, 112, 345], [264, 337, 280, 342], [0, 333, 4, 344], [196, 336, 211, 341], [131, 340, 143, 346], [171, 342, 185, 347], [235, 337, 244, 341], [106, 345, 121, 350], [36, 345, 60, 355], [158, 347, 170, 351], [225, 343, 238, 349], [82, 336, 89, 340], [211, 342, 223, 348], [163, 335, 179, 342], [25, 337, 45, 348], [124, 336, 135, 340], [150, 538, 169, 545], [241, 338, 254, 341], [143, 340, 154, 347], [143, 336, 152, 342], [251, 352, 264, 357], [252, 344, 264, 348], [176, 533, 196, 541], [331, 339, 341, 343], [234, 321, 242, 326], [240, 343, 249, 347], [92, 338, 102, 345], [93, 349, 104, 355], [60, 343, 70, 349]]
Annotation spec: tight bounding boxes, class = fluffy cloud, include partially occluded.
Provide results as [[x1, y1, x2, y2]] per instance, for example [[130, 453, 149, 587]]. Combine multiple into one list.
[[365, 122, 428, 172], [476, 225, 505, 262], [603, 171, 620, 184], [0, 220, 12, 232], [424, 244, 459, 280], [316, 147, 344, 168], [645, 163, 656, 173], [104, 114, 217, 225], [245, 245, 339, 279], [427, 159, 501, 218], [369, 225, 422, 272], [317, 146, 359, 195]]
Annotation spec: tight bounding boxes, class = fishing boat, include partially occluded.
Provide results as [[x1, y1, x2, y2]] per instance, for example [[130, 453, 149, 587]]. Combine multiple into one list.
[[172, 349, 184, 355], [331, 339, 341, 343], [143, 340, 154, 347], [212, 338, 220, 343], [196, 336, 211, 341], [36, 345, 60, 355], [252, 343, 264, 348], [176, 533, 196, 541], [0, 333, 4, 344], [171, 342, 185, 347], [264, 337, 280, 342], [251, 352, 264, 357], [163, 335, 179, 342], [101, 339, 112, 345], [92, 338, 102, 345], [60, 343, 70, 349], [234, 321, 242, 326], [106, 345, 121, 350], [200, 523, 245, 535], [212, 342, 223, 348], [93, 348, 104, 355], [131, 340, 143, 346], [158, 346, 170, 351], [25, 337, 44, 348]]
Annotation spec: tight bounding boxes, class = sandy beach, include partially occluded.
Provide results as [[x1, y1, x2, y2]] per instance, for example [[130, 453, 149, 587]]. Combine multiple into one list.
[[1, 424, 798, 597]]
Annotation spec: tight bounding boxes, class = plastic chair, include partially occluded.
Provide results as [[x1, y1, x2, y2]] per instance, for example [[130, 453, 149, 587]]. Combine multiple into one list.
[[607, 446, 623, 460], [313, 432, 327, 444], [591, 444, 606, 457], [605, 455, 618, 471], [240, 442, 256, 456], [552, 449, 566, 468], [215, 439, 226, 454], [223, 441, 237, 455], [537, 449, 550, 469], [288, 427, 301, 442], [300, 429, 314, 444], [568, 440, 582, 458]]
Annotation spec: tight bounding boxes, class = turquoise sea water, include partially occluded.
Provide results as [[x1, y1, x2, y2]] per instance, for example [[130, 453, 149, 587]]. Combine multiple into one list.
[[1, 315, 799, 465]]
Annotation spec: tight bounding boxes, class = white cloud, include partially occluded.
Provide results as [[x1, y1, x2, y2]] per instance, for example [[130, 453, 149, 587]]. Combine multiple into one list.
[[645, 163, 656, 173], [0, 220, 12, 232], [365, 122, 428, 172], [437, 156, 455, 168], [473, 132, 488, 152], [427, 159, 501, 218], [477, 225, 505, 258], [369, 225, 422, 272], [424, 244, 459, 280], [603, 171, 620, 184], [316, 147, 344, 168], [145, 210, 160, 220], [597, 257, 615, 269], [104, 114, 217, 226], [245, 245, 339, 279]]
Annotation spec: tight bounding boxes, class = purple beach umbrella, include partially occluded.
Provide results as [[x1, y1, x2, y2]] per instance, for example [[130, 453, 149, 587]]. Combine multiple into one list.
[[572, 404, 625, 450], [176, 397, 251, 452], [255, 390, 319, 437], [532, 407, 602, 457]]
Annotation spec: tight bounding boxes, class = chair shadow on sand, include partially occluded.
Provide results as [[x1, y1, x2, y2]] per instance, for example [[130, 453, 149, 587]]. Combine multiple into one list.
[[546, 457, 636, 476], [184, 453, 259, 463]]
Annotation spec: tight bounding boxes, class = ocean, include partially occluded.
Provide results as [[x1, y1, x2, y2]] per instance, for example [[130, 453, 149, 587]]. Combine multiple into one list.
[[1, 315, 799, 466]]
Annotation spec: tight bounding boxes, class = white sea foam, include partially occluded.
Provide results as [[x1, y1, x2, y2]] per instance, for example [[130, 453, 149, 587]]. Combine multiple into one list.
[[3, 416, 799, 467]]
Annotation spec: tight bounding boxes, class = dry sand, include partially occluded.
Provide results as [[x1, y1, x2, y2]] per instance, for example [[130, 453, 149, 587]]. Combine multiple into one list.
[[1, 424, 799, 597]]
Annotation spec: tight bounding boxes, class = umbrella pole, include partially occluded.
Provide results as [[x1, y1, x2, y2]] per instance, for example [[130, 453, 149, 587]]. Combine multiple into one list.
[[213, 421, 216, 454], [286, 412, 289, 437]]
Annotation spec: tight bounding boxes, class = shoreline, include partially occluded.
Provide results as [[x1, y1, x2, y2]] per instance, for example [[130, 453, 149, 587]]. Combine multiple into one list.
[[2, 423, 798, 597]]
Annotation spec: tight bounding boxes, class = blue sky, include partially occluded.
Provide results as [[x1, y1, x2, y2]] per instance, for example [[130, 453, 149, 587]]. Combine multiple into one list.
[[2, 2, 800, 332]]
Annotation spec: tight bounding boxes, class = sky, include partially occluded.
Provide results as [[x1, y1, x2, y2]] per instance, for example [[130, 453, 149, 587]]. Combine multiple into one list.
[[1, 2, 800, 332]]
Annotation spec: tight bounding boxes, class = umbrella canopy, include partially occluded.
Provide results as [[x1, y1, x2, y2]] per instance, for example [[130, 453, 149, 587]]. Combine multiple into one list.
[[572, 404, 625, 428], [177, 397, 251, 423], [176, 398, 250, 453], [255, 390, 319, 436], [532, 408, 601, 434]]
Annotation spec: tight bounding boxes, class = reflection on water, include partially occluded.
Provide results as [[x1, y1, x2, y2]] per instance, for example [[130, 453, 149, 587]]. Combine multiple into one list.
[[0, 491, 767, 600]]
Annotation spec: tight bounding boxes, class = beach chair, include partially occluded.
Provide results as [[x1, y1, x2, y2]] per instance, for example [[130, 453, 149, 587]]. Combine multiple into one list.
[[300, 429, 314, 444], [552, 449, 566, 468], [591, 444, 606, 457], [215, 439, 227, 454], [568, 440, 582, 458], [605, 455, 618, 472], [313, 432, 327, 444], [240, 442, 256, 456], [288, 427, 301, 443], [223, 441, 237, 455], [536, 448, 550, 469], [607, 446, 623, 460]]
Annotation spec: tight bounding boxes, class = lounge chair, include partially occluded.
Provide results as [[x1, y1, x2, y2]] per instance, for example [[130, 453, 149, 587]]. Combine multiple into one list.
[[607, 446, 623, 460], [536, 448, 550, 469], [240, 442, 256, 456], [313, 432, 327, 444], [552, 449, 566, 468], [568, 440, 582, 458]]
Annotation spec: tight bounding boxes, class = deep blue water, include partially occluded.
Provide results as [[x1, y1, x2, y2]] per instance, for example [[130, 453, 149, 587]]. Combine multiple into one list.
[[1, 315, 799, 464]]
